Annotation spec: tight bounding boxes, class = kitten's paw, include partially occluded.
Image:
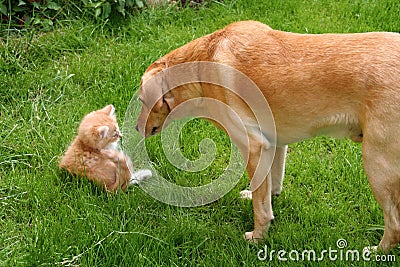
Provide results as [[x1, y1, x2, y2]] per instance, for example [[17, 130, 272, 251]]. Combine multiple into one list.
[[129, 169, 152, 185], [240, 190, 252, 200]]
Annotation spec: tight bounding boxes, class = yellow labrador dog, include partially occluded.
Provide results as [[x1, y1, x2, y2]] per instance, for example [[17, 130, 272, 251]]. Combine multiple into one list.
[[136, 20, 400, 252]]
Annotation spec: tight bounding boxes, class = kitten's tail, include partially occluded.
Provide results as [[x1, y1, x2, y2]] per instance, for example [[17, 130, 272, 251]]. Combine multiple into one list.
[[129, 169, 152, 185]]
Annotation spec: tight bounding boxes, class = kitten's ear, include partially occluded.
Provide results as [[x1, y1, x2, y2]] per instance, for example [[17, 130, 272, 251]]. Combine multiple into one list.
[[100, 105, 115, 116], [97, 126, 109, 139]]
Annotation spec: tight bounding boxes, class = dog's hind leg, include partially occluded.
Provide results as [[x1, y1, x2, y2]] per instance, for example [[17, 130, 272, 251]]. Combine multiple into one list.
[[271, 145, 287, 196], [240, 145, 287, 200], [362, 131, 400, 252]]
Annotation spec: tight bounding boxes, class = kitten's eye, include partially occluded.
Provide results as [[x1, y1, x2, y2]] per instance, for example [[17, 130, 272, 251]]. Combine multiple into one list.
[[112, 130, 120, 138]]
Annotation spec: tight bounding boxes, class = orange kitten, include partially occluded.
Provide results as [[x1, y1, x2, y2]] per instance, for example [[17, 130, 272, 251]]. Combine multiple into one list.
[[59, 105, 151, 192]]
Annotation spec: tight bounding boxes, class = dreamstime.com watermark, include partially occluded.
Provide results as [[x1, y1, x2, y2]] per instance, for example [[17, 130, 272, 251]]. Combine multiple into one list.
[[257, 239, 396, 262]]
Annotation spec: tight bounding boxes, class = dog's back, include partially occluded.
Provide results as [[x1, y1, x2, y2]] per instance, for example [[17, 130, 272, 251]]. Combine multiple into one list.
[[201, 21, 400, 143]]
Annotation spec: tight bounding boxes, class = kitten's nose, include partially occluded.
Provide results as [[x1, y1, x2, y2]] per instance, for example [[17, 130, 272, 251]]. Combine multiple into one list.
[[135, 124, 139, 132]]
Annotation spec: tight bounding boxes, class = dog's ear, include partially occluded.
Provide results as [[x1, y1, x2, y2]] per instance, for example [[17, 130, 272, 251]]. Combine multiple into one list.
[[161, 75, 175, 110], [151, 69, 168, 111], [141, 66, 170, 112], [142, 63, 175, 111]]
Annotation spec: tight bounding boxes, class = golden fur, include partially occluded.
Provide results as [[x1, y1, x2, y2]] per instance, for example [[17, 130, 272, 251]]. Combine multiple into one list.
[[136, 21, 400, 251]]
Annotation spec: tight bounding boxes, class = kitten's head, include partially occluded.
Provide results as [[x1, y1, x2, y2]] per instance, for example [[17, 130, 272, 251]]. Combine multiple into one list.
[[78, 105, 121, 150]]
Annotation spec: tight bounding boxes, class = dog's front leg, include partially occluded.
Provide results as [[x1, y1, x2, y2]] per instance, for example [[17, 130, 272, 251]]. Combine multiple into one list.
[[241, 136, 275, 242]]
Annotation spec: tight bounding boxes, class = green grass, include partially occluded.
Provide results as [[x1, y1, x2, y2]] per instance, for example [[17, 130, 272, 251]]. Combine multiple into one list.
[[1, 0, 400, 266]]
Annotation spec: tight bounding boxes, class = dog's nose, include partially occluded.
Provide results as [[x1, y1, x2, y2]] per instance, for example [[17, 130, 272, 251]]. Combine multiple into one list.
[[135, 124, 139, 132], [151, 126, 158, 136]]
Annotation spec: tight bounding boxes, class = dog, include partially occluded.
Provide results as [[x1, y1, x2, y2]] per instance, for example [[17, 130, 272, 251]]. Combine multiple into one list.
[[136, 20, 400, 252]]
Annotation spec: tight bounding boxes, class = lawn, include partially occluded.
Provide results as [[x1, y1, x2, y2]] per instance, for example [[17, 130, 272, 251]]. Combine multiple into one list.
[[1, 0, 400, 266]]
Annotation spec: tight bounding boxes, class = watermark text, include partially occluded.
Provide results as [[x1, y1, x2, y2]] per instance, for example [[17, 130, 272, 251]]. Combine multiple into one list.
[[257, 239, 396, 262]]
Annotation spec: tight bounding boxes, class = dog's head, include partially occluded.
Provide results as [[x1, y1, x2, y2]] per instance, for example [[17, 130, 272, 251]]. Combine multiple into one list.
[[136, 64, 175, 137]]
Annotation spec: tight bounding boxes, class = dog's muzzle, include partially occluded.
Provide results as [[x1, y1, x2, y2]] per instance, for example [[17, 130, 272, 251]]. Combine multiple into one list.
[[135, 124, 159, 137]]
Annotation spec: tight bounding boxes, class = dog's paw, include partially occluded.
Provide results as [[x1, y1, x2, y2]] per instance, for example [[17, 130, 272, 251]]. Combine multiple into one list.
[[244, 231, 262, 243], [240, 190, 252, 200], [129, 169, 152, 185], [363, 246, 378, 255], [271, 186, 282, 196], [244, 231, 255, 240]]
